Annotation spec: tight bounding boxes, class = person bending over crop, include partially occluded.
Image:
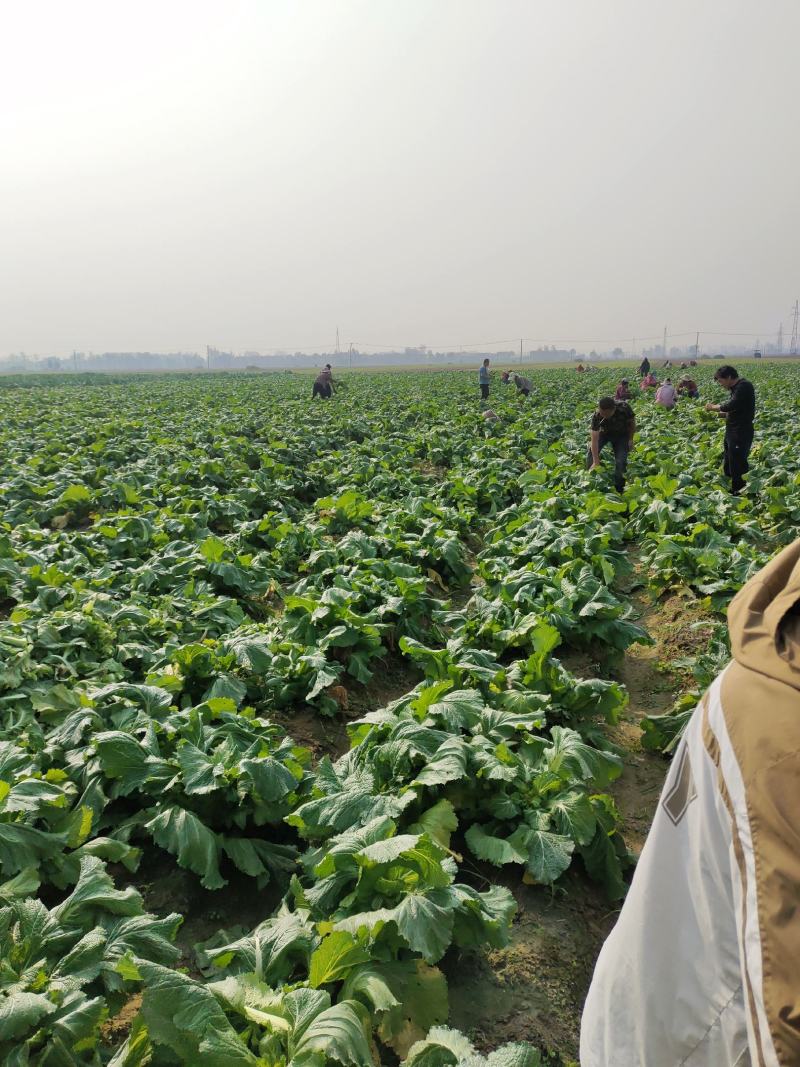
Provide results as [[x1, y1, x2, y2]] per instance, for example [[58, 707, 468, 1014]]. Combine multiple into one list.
[[501, 371, 532, 396], [587, 396, 635, 492], [614, 379, 631, 401], [705, 365, 756, 494], [581, 539, 800, 1067], [312, 364, 336, 399], [677, 376, 699, 399], [655, 378, 677, 408]]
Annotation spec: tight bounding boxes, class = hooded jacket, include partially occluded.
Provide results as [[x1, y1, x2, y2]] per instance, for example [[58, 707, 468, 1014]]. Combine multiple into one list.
[[581, 540, 800, 1067]]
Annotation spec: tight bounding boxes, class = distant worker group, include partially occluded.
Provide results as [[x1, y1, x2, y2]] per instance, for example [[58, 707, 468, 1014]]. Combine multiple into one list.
[[478, 355, 755, 494], [476, 354, 755, 496], [311, 355, 756, 497], [587, 363, 755, 494]]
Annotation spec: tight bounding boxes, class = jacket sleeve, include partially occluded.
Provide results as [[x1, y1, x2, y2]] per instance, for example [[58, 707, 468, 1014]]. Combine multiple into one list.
[[742, 751, 800, 1064], [719, 386, 743, 414]]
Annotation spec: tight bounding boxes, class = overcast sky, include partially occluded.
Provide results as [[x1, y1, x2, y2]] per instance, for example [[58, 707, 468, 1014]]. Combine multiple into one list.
[[1, 0, 798, 356]]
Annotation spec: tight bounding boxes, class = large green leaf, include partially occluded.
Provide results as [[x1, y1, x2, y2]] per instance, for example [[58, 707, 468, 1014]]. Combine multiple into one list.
[[145, 806, 225, 889], [308, 930, 371, 988], [138, 960, 260, 1065]]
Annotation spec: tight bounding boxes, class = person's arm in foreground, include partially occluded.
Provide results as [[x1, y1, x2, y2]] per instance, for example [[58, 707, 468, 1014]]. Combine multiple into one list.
[[590, 429, 601, 468]]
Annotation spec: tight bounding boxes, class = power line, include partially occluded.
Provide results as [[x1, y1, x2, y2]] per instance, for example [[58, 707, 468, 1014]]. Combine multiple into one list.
[[210, 324, 789, 359]]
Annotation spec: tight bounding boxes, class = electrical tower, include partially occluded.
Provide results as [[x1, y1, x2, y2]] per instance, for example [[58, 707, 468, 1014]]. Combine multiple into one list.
[[790, 301, 799, 356]]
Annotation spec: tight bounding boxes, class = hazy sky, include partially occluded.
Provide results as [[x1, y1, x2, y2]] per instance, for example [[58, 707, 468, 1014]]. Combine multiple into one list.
[[1, 0, 798, 356]]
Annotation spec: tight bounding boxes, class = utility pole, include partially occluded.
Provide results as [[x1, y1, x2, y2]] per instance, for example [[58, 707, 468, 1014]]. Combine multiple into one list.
[[776, 322, 783, 355], [663, 325, 668, 360], [72, 350, 78, 372], [790, 301, 799, 356], [348, 342, 353, 368], [206, 345, 211, 371], [336, 327, 340, 355], [695, 331, 700, 360]]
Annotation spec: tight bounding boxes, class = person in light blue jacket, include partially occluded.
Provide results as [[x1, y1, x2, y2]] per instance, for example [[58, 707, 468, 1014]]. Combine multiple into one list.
[[479, 358, 491, 400]]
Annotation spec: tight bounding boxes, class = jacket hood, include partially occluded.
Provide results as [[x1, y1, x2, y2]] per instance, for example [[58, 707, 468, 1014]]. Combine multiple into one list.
[[728, 539, 800, 691]]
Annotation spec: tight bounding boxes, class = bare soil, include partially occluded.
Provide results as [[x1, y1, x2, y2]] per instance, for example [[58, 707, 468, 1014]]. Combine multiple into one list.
[[271, 654, 422, 760], [101, 993, 143, 1045]]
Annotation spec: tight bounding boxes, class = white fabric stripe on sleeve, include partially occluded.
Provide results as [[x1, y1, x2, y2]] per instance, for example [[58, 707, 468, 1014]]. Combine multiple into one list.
[[707, 671, 780, 1067]]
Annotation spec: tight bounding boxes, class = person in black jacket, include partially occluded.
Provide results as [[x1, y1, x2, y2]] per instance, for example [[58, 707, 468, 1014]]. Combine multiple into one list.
[[587, 396, 636, 492], [706, 365, 756, 494]]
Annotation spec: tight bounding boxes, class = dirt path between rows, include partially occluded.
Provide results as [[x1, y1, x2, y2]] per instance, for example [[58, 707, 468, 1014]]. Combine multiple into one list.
[[445, 583, 693, 1064]]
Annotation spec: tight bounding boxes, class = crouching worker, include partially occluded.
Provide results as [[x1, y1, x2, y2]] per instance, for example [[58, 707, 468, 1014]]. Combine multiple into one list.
[[312, 364, 335, 399], [587, 395, 635, 492], [581, 539, 800, 1067]]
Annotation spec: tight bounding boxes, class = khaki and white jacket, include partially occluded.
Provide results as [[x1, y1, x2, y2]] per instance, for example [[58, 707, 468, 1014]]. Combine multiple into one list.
[[581, 540, 800, 1067]]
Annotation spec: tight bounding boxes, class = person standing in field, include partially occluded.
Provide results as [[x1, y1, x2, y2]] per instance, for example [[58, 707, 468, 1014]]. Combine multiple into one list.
[[581, 539, 800, 1067], [638, 355, 651, 377], [312, 364, 335, 399], [587, 395, 636, 492], [705, 365, 756, 494], [655, 378, 677, 408], [479, 358, 491, 400]]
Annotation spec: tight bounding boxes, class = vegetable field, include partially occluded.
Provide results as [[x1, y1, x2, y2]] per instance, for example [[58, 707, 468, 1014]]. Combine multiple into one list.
[[1, 363, 798, 1066]]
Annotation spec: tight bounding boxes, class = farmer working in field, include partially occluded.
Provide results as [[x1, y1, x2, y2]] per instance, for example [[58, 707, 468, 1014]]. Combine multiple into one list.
[[587, 395, 636, 492], [677, 375, 699, 399], [312, 364, 336, 399], [479, 358, 491, 400], [705, 365, 756, 494], [655, 378, 677, 408], [582, 539, 800, 1067], [502, 371, 532, 396]]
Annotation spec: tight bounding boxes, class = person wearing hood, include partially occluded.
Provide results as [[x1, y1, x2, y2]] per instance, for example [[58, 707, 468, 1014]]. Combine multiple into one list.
[[581, 540, 800, 1067]]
